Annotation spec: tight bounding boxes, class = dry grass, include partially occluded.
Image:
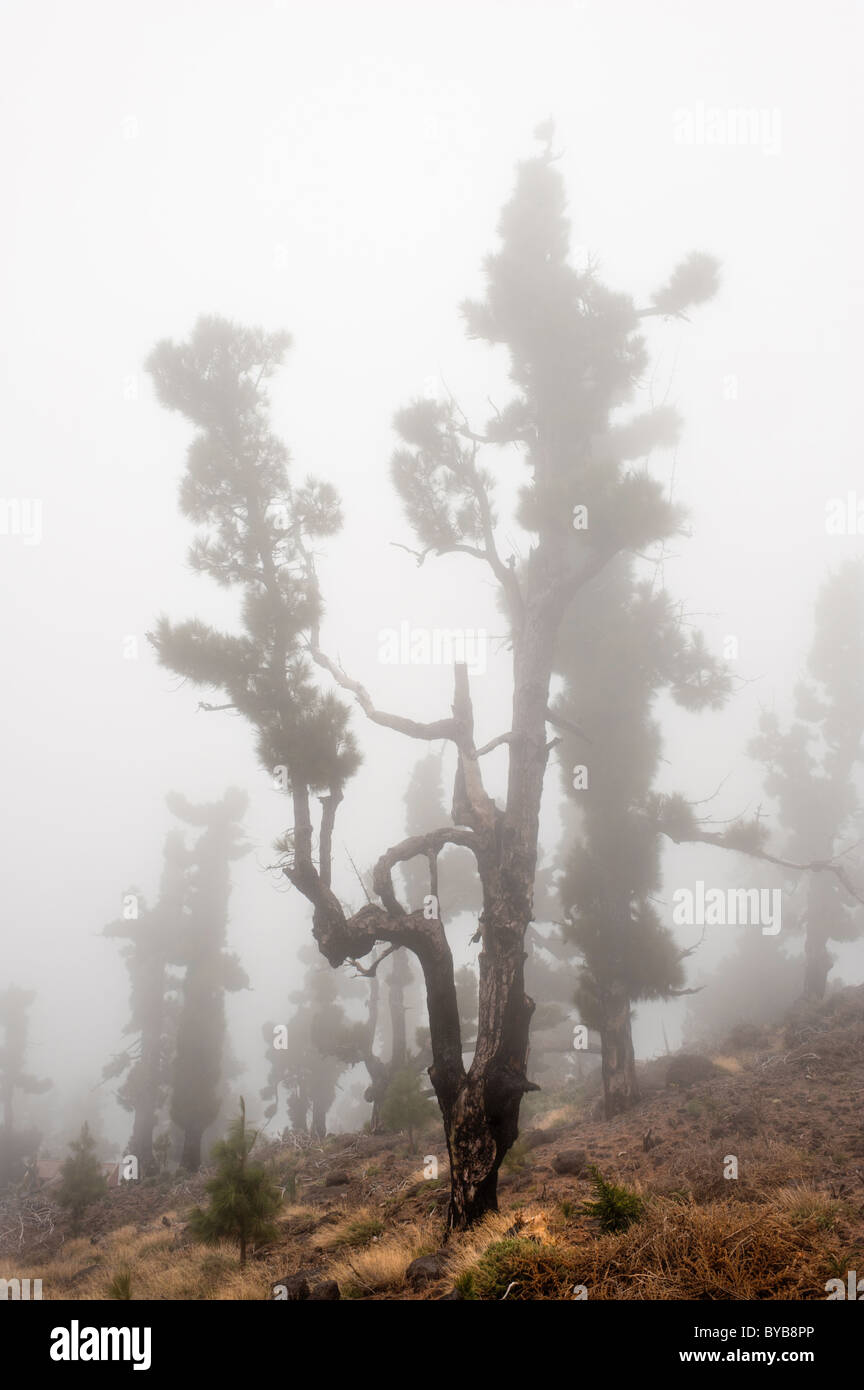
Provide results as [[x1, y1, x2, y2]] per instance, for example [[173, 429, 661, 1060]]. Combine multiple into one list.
[[19, 1180, 850, 1302], [26, 1216, 286, 1301], [328, 1218, 438, 1298], [310, 1205, 385, 1253], [570, 1196, 840, 1300], [534, 1104, 579, 1130], [440, 1190, 845, 1300], [712, 1055, 744, 1074], [769, 1183, 842, 1229]]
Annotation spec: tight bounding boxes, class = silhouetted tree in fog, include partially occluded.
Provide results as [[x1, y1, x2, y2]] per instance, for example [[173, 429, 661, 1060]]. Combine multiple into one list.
[[168, 789, 249, 1170], [750, 560, 864, 1000], [103, 830, 184, 1174], [0, 986, 51, 1189], [261, 945, 354, 1137], [555, 554, 729, 1116]]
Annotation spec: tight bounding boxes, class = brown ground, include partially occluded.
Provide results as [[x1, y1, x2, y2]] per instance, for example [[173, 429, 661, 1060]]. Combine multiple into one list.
[[4, 984, 863, 1299]]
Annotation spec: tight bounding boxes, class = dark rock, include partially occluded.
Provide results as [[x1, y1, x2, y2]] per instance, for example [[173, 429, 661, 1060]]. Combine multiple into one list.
[[272, 1272, 310, 1300], [521, 1128, 559, 1152], [308, 1279, 341, 1300], [405, 1253, 445, 1287], [552, 1148, 589, 1176]]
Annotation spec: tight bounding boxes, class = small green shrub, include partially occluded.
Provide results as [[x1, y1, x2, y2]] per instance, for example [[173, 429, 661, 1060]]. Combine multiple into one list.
[[502, 1138, 530, 1172], [580, 1166, 644, 1233], [340, 1216, 384, 1248]]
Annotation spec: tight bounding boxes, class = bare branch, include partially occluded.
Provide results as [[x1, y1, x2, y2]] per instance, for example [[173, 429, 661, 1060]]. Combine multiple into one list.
[[660, 824, 864, 909], [372, 826, 479, 917], [308, 640, 460, 743], [545, 708, 591, 743], [475, 731, 517, 757], [349, 944, 398, 978]]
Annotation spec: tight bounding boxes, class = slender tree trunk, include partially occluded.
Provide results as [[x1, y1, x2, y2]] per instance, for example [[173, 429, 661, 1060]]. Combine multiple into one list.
[[238, 1098, 247, 1268], [310, 1096, 327, 1139], [601, 989, 638, 1118], [389, 948, 410, 1069], [435, 598, 558, 1229], [804, 875, 833, 1001], [293, 590, 565, 1230]]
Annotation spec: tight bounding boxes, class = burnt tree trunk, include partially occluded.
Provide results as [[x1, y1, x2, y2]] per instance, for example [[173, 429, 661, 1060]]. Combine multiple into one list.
[[290, 569, 580, 1231]]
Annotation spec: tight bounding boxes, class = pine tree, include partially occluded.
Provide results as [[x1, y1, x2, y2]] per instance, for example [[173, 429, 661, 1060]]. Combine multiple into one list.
[[261, 946, 356, 1137], [554, 554, 730, 1116], [188, 1098, 281, 1267], [0, 986, 51, 1189], [147, 135, 720, 1228], [168, 789, 250, 1170], [57, 1122, 107, 1229], [750, 560, 864, 999], [103, 832, 184, 1175], [380, 1066, 436, 1151]]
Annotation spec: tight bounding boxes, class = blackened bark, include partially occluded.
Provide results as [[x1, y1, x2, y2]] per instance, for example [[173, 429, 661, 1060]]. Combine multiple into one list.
[[289, 584, 568, 1229]]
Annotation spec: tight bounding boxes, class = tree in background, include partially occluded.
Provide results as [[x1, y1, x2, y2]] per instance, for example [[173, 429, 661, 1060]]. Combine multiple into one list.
[[554, 553, 730, 1116], [188, 1098, 281, 1268], [750, 560, 864, 999], [261, 945, 355, 1137], [683, 929, 804, 1045], [168, 789, 250, 1170], [380, 1066, 437, 1151], [147, 135, 720, 1227], [0, 985, 52, 1189], [57, 1121, 106, 1230], [102, 830, 185, 1175]]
